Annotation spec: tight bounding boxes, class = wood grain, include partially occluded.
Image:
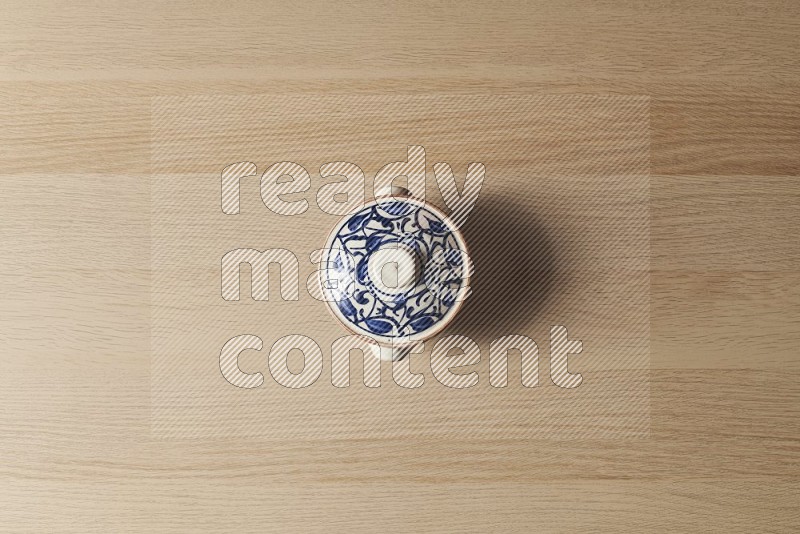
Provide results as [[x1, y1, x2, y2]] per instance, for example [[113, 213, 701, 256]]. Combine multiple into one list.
[[1, 0, 799, 532]]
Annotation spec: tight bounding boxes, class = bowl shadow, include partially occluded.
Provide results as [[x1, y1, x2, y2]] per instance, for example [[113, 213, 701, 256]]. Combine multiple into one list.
[[446, 194, 561, 344]]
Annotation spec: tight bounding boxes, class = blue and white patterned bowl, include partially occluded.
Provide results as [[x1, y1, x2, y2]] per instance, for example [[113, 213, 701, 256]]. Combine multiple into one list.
[[320, 188, 471, 356]]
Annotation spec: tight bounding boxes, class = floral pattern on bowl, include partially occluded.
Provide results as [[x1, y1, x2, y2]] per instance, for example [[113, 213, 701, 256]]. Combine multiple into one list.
[[321, 197, 469, 342]]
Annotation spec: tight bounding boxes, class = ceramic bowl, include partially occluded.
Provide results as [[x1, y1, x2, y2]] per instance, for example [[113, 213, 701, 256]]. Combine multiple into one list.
[[320, 187, 471, 360]]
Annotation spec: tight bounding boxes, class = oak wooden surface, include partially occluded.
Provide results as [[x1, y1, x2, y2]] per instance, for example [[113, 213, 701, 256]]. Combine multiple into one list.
[[1, 1, 799, 532]]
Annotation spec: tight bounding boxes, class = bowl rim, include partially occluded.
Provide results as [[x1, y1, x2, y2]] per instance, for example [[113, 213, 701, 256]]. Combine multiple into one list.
[[319, 193, 472, 346]]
